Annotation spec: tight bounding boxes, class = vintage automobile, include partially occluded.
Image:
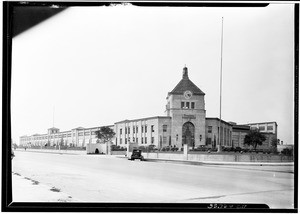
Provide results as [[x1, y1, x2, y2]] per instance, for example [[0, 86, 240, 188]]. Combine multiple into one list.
[[129, 149, 145, 161]]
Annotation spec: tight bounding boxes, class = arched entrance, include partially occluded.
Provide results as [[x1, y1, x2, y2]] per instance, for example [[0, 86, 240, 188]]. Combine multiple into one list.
[[182, 122, 195, 148]]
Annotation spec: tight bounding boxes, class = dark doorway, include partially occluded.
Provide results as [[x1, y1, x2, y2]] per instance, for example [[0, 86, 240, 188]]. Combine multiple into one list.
[[182, 122, 195, 148], [95, 148, 99, 154]]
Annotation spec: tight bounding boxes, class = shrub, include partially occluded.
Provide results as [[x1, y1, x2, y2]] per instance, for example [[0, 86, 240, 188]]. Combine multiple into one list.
[[138, 146, 146, 152], [193, 145, 208, 152], [207, 147, 217, 153], [171, 147, 179, 152], [281, 148, 293, 156], [242, 148, 250, 153], [234, 147, 242, 152]]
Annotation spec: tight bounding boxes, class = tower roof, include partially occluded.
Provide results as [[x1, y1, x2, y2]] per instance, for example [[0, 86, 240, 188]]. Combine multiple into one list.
[[168, 67, 205, 96]]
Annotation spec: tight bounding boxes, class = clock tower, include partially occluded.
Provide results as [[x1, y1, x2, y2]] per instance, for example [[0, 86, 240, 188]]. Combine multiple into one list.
[[165, 66, 206, 148]]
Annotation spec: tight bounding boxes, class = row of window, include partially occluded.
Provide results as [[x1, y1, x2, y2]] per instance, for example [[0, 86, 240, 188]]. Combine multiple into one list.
[[208, 125, 274, 134], [22, 131, 98, 141], [117, 136, 155, 144], [120, 125, 159, 136], [259, 126, 274, 131], [181, 102, 195, 109], [207, 126, 212, 133]]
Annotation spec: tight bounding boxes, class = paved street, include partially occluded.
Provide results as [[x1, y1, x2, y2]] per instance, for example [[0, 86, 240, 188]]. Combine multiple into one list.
[[12, 151, 294, 208]]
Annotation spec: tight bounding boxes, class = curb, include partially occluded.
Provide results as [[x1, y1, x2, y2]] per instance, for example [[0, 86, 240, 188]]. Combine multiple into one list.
[[144, 158, 294, 166]]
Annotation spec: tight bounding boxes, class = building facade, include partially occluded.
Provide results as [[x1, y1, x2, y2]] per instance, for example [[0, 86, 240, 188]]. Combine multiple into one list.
[[19, 67, 278, 152], [205, 118, 233, 148], [246, 122, 278, 138], [114, 116, 171, 149], [20, 126, 114, 148], [231, 124, 250, 148]]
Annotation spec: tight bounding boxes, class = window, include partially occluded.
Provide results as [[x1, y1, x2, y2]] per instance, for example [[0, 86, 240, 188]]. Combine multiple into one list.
[[181, 102, 184, 108], [186, 102, 190, 109], [191, 102, 195, 109], [133, 127, 135, 133], [145, 137, 147, 144], [145, 125, 147, 133], [128, 127, 130, 134], [163, 125, 167, 132], [142, 126, 144, 133], [142, 137, 144, 144], [163, 136, 167, 144], [120, 129, 122, 135], [125, 127, 127, 134], [125, 138, 127, 144], [206, 138, 212, 145], [136, 138, 138, 143], [136, 126, 138, 133], [116, 138, 118, 144], [267, 126, 273, 130], [151, 125, 154, 132], [128, 137, 130, 142], [208, 126, 212, 133], [120, 138, 122, 144], [151, 137, 154, 144], [133, 137, 135, 142], [259, 126, 265, 131]]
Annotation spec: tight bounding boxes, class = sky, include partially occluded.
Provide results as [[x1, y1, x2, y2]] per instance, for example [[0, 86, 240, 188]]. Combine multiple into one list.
[[11, 3, 295, 145]]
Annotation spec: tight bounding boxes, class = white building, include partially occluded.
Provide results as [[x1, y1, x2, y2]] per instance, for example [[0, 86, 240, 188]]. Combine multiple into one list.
[[20, 67, 278, 152]]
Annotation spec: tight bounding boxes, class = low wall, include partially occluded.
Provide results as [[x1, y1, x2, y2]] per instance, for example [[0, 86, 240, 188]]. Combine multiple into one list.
[[18, 148, 86, 155], [143, 152, 293, 162], [111, 151, 126, 155]]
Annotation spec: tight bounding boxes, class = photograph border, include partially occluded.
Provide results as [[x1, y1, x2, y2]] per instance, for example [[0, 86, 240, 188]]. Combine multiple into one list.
[[2, 1, 298, 212]]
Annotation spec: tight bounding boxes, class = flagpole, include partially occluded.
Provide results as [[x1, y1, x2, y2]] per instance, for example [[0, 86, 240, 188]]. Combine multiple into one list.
[[218, 17, 224, 151], [53, 106, 54, 127]]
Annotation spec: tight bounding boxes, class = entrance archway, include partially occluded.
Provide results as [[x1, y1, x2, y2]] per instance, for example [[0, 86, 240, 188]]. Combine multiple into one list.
[[182, 122, 195, 148]]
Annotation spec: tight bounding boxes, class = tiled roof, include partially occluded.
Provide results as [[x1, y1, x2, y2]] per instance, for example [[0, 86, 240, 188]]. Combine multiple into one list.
[[168, 67, 205, 96]]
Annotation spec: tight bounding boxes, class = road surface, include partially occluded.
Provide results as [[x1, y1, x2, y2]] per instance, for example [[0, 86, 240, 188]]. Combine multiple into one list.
[[12, 151, 294, 208]]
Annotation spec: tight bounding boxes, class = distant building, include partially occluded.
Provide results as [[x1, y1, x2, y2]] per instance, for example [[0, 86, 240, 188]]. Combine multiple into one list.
[[246, 122, 278, 138], [20, 126, 114, 148], [231, 125, 250, 148], [277, 144, 294, 153]]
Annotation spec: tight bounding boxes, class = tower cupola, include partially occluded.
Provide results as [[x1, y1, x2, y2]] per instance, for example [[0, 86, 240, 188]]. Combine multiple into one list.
[[183, 66, 189, 79], [168, 66, 205, 96]]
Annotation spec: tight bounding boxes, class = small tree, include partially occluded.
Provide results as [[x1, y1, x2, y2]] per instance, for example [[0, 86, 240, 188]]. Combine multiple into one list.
[[244, 129, 266, 150], [95, 126, 116, 144]]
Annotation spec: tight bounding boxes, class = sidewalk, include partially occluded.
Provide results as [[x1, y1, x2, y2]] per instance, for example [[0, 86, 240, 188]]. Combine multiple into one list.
[[144, 158, 294, 173], [146, 157, 294, 166], [12, 172, 77, 202]]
